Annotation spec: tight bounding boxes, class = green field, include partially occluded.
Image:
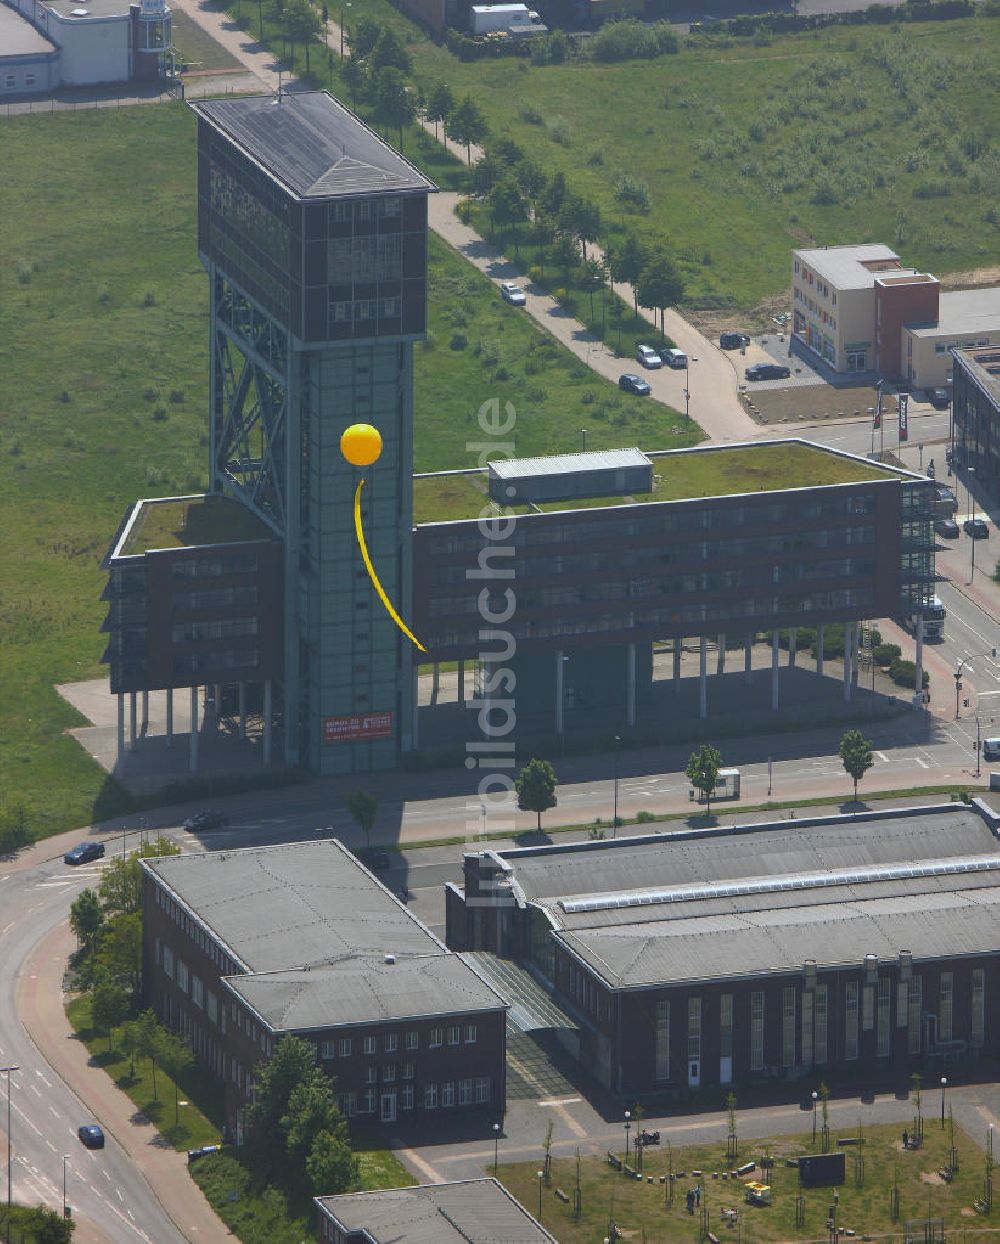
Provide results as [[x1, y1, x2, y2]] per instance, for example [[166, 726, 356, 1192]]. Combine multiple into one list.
[[0, 104, 692, 840]]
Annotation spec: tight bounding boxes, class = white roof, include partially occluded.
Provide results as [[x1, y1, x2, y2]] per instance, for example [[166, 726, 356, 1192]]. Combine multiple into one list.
[[908, 287, 1000, 339], [794, 244, 914, 291], [490, 448, 649, 480], [0, 4, 57, 53]]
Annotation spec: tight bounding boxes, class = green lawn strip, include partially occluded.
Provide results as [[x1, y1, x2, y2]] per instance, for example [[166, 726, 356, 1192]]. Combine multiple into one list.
[[171, 8, 246, 71], [65, 994, 224, 1150], [501, 1121, 987, 1244]]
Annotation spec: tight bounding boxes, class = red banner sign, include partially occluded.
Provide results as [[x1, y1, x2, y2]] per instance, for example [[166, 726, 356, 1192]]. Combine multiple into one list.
[[322, 712, 393, 744]]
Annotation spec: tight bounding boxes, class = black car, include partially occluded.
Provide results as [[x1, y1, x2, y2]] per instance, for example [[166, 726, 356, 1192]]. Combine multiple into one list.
[[64, 841, 105, 866], [182, 810, 228, 832], [720, 331, 750, 350], [618, 373, 651, 396], [78, 1125, 105, 1149], [357, 848, 391, 872], [745, 363, 791, 381], [964, 517, 989, 538], [928, 387, 950, 409], [935, 517, 960, 539]]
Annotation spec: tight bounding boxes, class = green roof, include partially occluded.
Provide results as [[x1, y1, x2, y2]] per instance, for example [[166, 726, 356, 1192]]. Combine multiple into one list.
[[121, 495, 274, 555], [413, 441, 901, 525]]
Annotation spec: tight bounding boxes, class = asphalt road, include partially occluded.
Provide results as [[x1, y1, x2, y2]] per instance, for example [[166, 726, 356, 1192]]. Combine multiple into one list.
[[0, 851, 187, 1244]]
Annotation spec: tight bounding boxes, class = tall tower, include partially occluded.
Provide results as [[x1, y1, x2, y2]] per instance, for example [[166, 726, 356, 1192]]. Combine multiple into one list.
[[192, 93, 434, 774]]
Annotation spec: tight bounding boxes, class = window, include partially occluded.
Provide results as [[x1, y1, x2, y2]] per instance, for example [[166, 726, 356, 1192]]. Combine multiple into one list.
[[207, 992, 218, 1024], [401, 1085, 414, 1111], [24, 74, 35, 87], [363, 1087, 376, 1114], [800, 990, 813, 1070], [405, 1031, 418, 1051], [384, 1033, 398, 1053], [339, 1092, 357, 1117], [458, 1079, 473, 1106], [782, 988, 796, 1069], [719, 994, 733, 1063], [814, 985, 828, 1065], [862, 982, 874, 1032], [939, 972, 953, 1042], [750, 992, 765, 1072], [4, 75, 15, 88], [655, 999, 671, 1082], [464, 1024, 477, 1044], [687, 997, 701, 1063], [383, 1064, 396, 1083], [908, 976, 922, 1054], [845, 981, 859, 1060], [475, 1078, 490, 1104], [321, 1041, 336, 1060], [177, 960, 189, 994], [192, 976, 204, 1009], [403, 1062, 415, 1080], [366, 1067, 378, 1084], [877, 978, 891, 1058], [441, 1082, 455, 1107], [447, 1025, 460, 1046], [429, 1027, 442, 1048], [424, 1084, 438, 1109], [339, 1038, 352, 1058], [971, 968, 986, 1048], [364, 1035, 376, 1055], [163, 946, 174, 980]]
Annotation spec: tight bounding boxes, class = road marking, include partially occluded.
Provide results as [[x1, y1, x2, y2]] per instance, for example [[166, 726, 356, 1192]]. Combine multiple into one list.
[[398, 1146, 446, 1183], [876, 751, 889, 762], [48, 1105, 60, 1119], [30, 1084, 42, 1097], [915, 757, 929, 769], [34, 1070, 51, 1087], [539, 1097, 582, 1107]]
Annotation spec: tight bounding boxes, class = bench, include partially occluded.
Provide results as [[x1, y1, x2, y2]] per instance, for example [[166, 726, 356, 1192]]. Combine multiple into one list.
[[607, 1151, 622, 1170], [707, 1233, 720, 1244]]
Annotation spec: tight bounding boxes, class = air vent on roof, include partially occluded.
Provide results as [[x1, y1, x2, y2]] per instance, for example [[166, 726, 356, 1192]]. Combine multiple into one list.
[[384, 953, 396, 965], [71, 8, 89, 13]]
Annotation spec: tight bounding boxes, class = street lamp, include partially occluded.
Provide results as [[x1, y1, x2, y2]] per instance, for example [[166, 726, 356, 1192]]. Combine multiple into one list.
[[683, 356, 698, 421], [624, 1109, 631, 1169], [62, 1155, 69, 1219], [811, 1090, 818, 1145], [537, 1170, 544, 1220], [581, 428, 588, 452], [340, 0, 351, 57], [968, 466, 978, 584], [955, 660, 967, 722], [2, 1065, 19, 1240], [493, 1121, 500, 1175], [940, 1077, 948, 1128], [612, 735, 622, 837]]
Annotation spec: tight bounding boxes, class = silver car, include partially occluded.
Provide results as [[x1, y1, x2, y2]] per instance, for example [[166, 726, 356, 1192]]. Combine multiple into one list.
[[636, 344, 663, 369]]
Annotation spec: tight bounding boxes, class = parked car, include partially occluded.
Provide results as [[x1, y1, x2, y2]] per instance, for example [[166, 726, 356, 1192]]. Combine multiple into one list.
[[635, 344, 663, 369], [618, 373, 651, 396], [663, 348, 688, 369], [935, 517, 960, 539], [499, 282, 526, 306], [64, 841, 105, 866], [358, 848, 391, 872], [745, 363, 791, 381], [182, 810, 228, 832], [78, 1125, 105, 1150], [964, 517, 989, 538], [720, 331, 751, 350], [928, 387, 950, 409], [983, 738, 1000, 762]]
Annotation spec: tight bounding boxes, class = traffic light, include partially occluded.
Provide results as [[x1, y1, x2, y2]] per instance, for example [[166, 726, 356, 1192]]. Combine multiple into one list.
[[873, 410, 881, 430], [964, 698, 970, 708]]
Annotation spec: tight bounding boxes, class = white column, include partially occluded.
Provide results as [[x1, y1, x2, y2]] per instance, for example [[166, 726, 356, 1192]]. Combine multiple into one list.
[[129, 691, 137, 751], [141, 688, 149, 734], [189, 684, 199, 773], [788, 627, 797, 667], [555, 649, 565, 735], [673, 637, 682, 693], [117, 693, 126, 763], [238, 681, 246, 739], [165, 686, 173, 748], [716, 633, 726, 676], [817, 625, 825, 678], [914, 614, 924, 706], [851, 623, 860, 687], [843, 626, 853, 702], [458, 660, 465, 705], [699, 636, 708, 719], [412, 666, 420, 749], [771, 630, 780, 711], [263, 679, 272, 766], [626, 642, 636, 727], [744, 635, 753, 684]]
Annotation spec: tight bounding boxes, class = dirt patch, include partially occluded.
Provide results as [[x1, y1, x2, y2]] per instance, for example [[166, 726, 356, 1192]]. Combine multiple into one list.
[[938, 266, 1000, 290], [961, 1207, 978, 1217], [920, 1171, 948, 1186], [743, 384, 897, 426]]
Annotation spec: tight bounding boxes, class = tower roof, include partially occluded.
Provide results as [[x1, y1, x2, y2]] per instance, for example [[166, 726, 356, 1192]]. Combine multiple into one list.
[[191, 92, 436, 200]]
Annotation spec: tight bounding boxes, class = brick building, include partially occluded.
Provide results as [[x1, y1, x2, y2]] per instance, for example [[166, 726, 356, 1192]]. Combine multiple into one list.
[[141, 839, 507, 1137]]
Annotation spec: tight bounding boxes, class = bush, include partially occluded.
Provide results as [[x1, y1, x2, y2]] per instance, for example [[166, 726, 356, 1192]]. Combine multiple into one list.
[[889, 658, 929, 689], [449, 331, 468, 350], [874, 643, 901, 666], [519, 105, 545, 125], [636, 810, 657, 823], [614, 173, 651, 213], [587, 19, 678, 62], [141, 290, 157, 307]]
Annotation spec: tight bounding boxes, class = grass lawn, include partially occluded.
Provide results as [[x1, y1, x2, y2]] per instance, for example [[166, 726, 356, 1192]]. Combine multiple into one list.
[[66, 994, 224, 1150], [121, 495, 273, 555], [501, 1120, 993, 1244], [170, 8, 245, 71]]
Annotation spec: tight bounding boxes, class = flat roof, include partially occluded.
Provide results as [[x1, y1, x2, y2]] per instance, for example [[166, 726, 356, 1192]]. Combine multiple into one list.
[[192, 93, 436, 200], [908, 287, 1000, 339], [953, 346, 1000, 409], [116, 494, 274, 557], [490, 448, 649, 480], [142, 839, 444, 974], [0, 4, 57, 51], [224, 954, 506, 1032], [316, 1180, 557, 1243], [45, 0, 144, 16], [794, 244, 916, 291], [415, 440, 905, 524]]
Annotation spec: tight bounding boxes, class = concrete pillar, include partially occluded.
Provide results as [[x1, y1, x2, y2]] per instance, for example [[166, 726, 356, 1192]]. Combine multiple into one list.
[[843, 626, 853, 702], [238, 682, 247, 739], [915, 614, 924, 706], [141, 688, 149, 734], [117, 693, 126, 763], [699, 636, 708, 719], [771, 630, 780, 711], [851, 624, 860, 687], [788, 627, 797, 667], [673, 638, 682, 693], [817, 625, 825, 678], [129, 691, 137, 751], [716, 633, 726, 676], [744, 635, 753, 684], [263, 679, 272, 766], [555, 649, 565, 735], [165, 686, 173, 748], [189, 684, 199, 773], [458, 660, 465, 706], [626, 642, 636, 727], [412, 666, 420, 750], [431, 662, 440, 703]]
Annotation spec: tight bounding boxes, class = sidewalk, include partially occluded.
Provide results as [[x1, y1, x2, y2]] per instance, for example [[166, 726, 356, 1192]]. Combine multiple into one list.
[[19, 922, 231, 1243]]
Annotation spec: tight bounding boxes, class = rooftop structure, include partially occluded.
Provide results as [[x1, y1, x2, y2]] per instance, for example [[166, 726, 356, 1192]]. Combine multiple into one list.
[[488, 447, 652, 505], [315, 1179, 557, 1243], [0, 5, 57, 54], [793, 244, 917, 291], [115, 495, 274, 558], [908, 287, 1000, 339], [954, 345, 1000, 408]]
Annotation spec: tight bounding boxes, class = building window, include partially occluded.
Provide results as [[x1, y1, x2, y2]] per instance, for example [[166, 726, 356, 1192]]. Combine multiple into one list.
[[877, 978, 891, 1058], [321, 1041, 336, 1060], [464, 1024, 477, 1045], [458, 1079, 473, 1106], [192, 976, 204, 1009], [177, 960, 189, 994], [340, 1092, 357, 1117], [862, 982, 874, 1032], [339, 1038, 352, 1058], [383, 1064, 396, 1083], [402, 1062, 415, 1080], [845, 981, 859, 1061], [655, 999, 671, 1082], [364, 1035, 376, 1055], [423, 1084, 438, 1109], [447, 1025, 460, 1046], [429, 1027, 442, 1048], [384, 1033, 398, 1054], [441, 1082, 455, 1107], [24, 74, 35, 87], [814, 985, 828, 1065], [475, 1078, 490, 1104], [405, 1031, 418, 1051], [401, 1085, 414, 1111], [687, 997, 701, 1063], [800, 989, 813, 1070], [939, 972, 953, 1042], [908, 975, 922, 1055], [971, 968, 985, 1049], [719, 994, 733, 1067], [750, 992, 765, 1072], [782, 988, 796, 1069], [207, 992, 218, 1024], [366, 1067, 378, 1084], [363, 1087, 376, 1114], [163, 946, 174, 980]]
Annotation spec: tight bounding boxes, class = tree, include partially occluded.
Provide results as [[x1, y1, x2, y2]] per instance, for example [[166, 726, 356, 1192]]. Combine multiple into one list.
[[90, 975, 130, 1052], [346, 788, 378, 850], [636, 253, 684, 339], [561, 195, 601, 260], [374, 66, 416, 149], [488, 178, 529, 249], [70, 888, 104, 950], [342, 53, 364, 106], [425, 80, 454, 144], [158, 1029, 195, 1127], [284, 0, 323, 71], [471, 152, 504, 201], [540, 170, 567, 217], [446, 96, 488, 166], [686, 743, 722, 815], [578, 257, 605, 320], [350, 14, 382, 57], [370, 25, 411, 72], [247, 1034, 320, 1168], [552, 231, 581, 282], [282, 1073, 342, 1159], [515, 758, 558, 832], [98, 854, 143, 917], [97, 911, 143, 998], [120, 1019, 141, 1079], [607, 232, 648, 315], [135, 1009, 164, 1100], [306, 1126, 359, 1194], [839, 728, 874, 802], [19, 1205, 73, 1244]]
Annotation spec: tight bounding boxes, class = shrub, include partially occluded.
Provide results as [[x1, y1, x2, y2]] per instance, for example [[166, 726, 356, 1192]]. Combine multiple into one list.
[[519, 105, 545, 125], [143, 386, 159, 402], [153, 406, 168, 421], [873, 643, 901, 666], [449, 331, 468, 350], [636, 810, 657, 823], [15, 259, 33, 285], [889, 658, 929, 689], [587, 19, 678, 62], [169, 388, 185, 404], [141, 290, 157, 307], [614, 173, 651, 213]]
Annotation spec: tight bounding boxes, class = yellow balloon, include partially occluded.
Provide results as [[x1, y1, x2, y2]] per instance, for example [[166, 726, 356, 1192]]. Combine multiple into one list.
[[340, 423, 383, 467]]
